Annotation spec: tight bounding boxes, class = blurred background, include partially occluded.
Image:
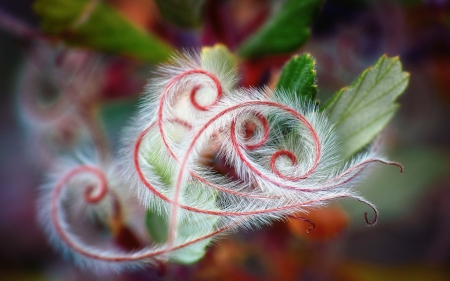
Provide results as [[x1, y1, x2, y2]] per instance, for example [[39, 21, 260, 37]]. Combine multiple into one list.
[[0, 0, 449, 280]]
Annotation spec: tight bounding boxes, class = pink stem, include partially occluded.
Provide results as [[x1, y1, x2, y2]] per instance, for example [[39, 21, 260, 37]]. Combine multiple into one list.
[[323, 158, 403, 187], [289, 215, 316, 234], [241, 112, 270, 150], [136, 100, 395, 218], [51, 167, 242, 262], [135, 121, 275, 199], [50, 165, 376, 266]]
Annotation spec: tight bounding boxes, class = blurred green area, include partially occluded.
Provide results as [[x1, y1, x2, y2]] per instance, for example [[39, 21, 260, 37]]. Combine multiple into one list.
[[237, 0, 323, 58], [275, 53, 317, 102], [33, 0, 323, 60], [34, 0, 173, 63], [154, 0, 206, 29]]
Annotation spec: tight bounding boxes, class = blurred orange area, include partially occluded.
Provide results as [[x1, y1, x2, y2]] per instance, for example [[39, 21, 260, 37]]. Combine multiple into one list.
[[288, 205, 349, 241], [194, 238, 305, 281], [110, 0, 159, 29], [335, 261, 450, 281], [228, 0, 269, 31]]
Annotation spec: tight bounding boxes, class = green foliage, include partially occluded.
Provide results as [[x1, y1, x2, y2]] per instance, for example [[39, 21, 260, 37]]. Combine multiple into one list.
[[155, 0, 205, 29], [142, 136, 217, 264], [237, 0, 323, 58], [145, 208, 169, 244], [142, 44, 232, 264], [145, 184, 218, 264], [201, 44, 237, 80], [324, 55, 409, 159], [34, 0, 173, 63], [144, 138, 173, 187], [276, 53, 317, 102]]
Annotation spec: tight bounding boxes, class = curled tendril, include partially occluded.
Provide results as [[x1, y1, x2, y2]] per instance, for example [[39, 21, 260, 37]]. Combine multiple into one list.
[[358, 197, 379, 226], [289, 215, 316, 234], [41, 51, 403, 271], [236, 112, 270, 150], [134, 67, 402, 219], [62, 166, 108, 204], [49, 166, 110, 260], [270, 150, 299, 180]]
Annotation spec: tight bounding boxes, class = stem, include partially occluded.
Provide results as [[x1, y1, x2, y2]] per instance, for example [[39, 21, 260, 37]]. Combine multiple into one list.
[[50, 167, 242, 263], [136, 99, 398, 219], [135, 124, 279, 199]]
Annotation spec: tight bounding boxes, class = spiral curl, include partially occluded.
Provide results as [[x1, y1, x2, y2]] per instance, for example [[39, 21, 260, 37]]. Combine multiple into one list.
[[134, 66, 398, 224], [41, 51, 403, 271]]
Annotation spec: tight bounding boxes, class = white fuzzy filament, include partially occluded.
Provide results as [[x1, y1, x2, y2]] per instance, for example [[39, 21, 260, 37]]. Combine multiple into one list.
[[39, 50, 403, 272]]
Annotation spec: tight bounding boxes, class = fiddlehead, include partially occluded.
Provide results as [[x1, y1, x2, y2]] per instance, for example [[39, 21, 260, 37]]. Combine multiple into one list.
[[39, 49, 404, 272]]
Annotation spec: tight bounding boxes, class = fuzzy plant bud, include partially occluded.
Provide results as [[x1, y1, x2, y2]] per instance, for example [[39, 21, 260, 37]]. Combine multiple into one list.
[[39, 46, 404, 272]]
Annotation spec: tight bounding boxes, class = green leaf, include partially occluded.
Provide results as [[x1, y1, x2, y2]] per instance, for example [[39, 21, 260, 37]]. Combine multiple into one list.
[[34, 0, 173, 63], [143, 153, 219, 262], [145, 184, 218, 264], [154, 0, 205, 29], [275, 53, 317, 101], [143, 140, 218, 264], [201, 44, 237, 79], [342, 147, 447, 227], [144, 137, 173, 187], [145, 208, 169, 244], [323, 55, 410, 159], [237, 0, 323, 58], [143, 46, 230, 263], [140, 45, 236, 264]]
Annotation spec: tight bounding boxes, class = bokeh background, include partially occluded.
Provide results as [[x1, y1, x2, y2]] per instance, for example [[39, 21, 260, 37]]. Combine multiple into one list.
[[0, 0, 449, 280]]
